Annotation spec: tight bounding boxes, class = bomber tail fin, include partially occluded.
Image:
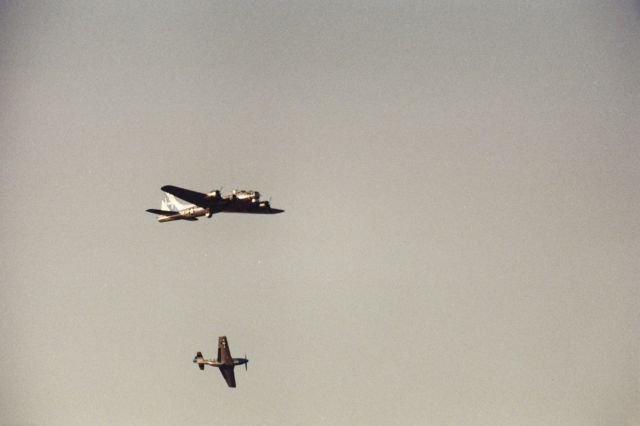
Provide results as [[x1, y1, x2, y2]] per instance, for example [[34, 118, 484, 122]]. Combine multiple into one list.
[[162, 193, 190, 212]]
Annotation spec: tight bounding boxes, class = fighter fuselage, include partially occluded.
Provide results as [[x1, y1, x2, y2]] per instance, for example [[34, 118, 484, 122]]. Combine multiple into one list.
[[194, 357, 249, 368]]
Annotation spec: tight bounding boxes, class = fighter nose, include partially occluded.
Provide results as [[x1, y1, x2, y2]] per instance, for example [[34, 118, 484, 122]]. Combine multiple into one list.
[[192, 356, 197, 363]]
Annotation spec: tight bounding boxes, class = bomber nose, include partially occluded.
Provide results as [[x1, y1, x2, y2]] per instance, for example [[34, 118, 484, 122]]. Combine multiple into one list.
[[192, 356, 197, 363]]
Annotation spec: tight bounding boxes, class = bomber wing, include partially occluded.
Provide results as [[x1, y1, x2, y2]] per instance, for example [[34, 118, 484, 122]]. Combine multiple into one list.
[[224, 202, 284, 214], [161, 185, 210, 208]]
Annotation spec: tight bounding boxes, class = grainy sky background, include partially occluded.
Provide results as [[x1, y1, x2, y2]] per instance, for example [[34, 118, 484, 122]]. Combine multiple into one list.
[[1, 1, 639, 425]]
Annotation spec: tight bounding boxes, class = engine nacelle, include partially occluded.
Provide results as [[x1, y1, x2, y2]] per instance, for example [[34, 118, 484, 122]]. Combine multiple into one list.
[[232, 190, 260, 201], [206, 190, 221, 200]]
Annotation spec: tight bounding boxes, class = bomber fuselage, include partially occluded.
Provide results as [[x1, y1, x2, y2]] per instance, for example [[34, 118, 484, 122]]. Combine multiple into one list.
[[157, 206, 209, 222]]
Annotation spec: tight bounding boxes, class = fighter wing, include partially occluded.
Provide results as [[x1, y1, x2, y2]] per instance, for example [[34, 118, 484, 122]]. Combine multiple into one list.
[[217, 336, 232, 365], [219, 366, 236, 388], [161, 185, 209, 208]]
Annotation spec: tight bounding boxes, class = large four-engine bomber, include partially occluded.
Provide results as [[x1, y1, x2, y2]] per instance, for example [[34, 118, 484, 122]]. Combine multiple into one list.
[[146, 185, 284, 222]]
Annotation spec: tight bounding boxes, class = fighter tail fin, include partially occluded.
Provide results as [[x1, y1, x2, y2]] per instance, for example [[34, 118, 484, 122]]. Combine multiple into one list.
[[194, 352, 205, 370]]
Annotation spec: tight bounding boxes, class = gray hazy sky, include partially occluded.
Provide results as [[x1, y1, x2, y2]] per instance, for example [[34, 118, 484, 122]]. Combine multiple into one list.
[[1, 1, 639, 425]]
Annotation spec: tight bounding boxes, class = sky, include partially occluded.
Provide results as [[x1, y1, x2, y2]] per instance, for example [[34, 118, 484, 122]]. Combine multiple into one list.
[[1, 1, 639, 425]]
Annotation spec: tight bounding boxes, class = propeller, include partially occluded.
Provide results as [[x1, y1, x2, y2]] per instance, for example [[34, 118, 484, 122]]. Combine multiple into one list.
[[206, 187, 224, 218], [244, 353, 248, 371], [207, 187, 223, 199]]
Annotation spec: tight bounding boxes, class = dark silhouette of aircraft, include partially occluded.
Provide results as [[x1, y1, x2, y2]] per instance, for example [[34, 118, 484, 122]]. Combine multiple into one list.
[[146, 185, 284, 222], [193, 336, 248, 388]]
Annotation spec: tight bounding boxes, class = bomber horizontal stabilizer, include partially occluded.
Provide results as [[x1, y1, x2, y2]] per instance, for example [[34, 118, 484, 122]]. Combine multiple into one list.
[[146, 209, 181, 216]]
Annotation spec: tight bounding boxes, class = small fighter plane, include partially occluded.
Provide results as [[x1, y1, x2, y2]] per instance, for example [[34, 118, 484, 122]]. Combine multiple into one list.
[[193, 336, 248, 388], [146, 185, 284, 222]]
